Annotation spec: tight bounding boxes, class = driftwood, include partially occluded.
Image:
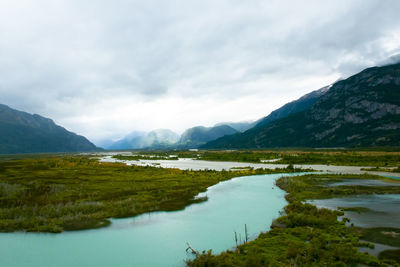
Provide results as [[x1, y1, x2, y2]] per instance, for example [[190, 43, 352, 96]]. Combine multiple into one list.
[[186, 242, 199, 255], [234, 224, 250, 249], [234, 231, 238, 247], [245, 224, 249, 243]]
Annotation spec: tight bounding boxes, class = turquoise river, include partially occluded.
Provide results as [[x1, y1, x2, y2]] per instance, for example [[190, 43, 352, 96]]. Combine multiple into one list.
[[0, 172, 307, 267]]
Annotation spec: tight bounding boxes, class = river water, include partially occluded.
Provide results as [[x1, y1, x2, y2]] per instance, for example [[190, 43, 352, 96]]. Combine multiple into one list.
[[0, 172, 306, 267], [309, 194, 400, 228], [98, 156, 400, 178]]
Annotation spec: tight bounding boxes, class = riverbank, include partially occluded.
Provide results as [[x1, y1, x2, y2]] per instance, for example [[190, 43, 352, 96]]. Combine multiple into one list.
[[99, 154, 400, 179], [188, 173, 400, 266], [0, 155, 306, 233], [0, 172, 300, 267], [113, 150, 400, 167]]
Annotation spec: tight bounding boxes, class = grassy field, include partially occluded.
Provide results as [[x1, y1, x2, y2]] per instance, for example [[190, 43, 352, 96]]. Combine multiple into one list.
[[188, 173, 400, 266], [0, 155, 303, 233]]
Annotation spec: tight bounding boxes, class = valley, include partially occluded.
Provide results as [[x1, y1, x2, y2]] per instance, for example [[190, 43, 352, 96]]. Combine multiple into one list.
[[0, 151, 399, 266], [1, 2, 399, 266]]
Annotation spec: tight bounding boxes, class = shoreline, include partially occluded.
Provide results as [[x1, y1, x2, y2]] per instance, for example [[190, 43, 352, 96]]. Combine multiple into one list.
[[188, 173, 400, 266]]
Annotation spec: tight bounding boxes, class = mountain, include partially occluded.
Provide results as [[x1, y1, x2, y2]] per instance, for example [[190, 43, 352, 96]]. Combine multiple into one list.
[[145, 129, 180, 148], [107, 124, 240, 150], [178, 125, 238, 148], [214, 121, 255, 132], [107, 129, 179, 149], [107, 131, 147, 150], [93, 138, 116, 149], [202, 86, 330, 148], [0, 104, 99, 154], [254, 86, 330, 128], [203, 63, 400, 148], [105, 86, 329, 150], [207, 88, 329, 143]]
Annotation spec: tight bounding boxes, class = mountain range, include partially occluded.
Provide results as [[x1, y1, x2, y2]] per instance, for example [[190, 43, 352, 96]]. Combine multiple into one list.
[[102, 83, 337, 150], [105, 124, 243, 150], [177, 125, 238, 148], [103, 85, 330, 150], [214, 121, 255, 132], [203, 62, 400, 148], [0, 104, 99, 154], [108, 129, 180, 150], [2, 61, 399, 153]]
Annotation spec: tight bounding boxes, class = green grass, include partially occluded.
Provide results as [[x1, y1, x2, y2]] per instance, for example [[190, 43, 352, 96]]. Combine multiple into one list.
[[353, 227, 400, 247], [0, 155, 305, 233], [379, 249, 400, 262], [188, 173, 400, 266]]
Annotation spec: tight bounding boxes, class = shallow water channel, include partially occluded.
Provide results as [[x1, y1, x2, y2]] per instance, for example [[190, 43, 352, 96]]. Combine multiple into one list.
[[309, 194, 400, 228], [0, 173, 306, 267], [99, 156, 400, 178]]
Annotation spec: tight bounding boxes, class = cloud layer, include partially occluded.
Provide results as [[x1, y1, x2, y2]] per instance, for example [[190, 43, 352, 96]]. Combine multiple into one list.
[[1, 0, 400, 143]]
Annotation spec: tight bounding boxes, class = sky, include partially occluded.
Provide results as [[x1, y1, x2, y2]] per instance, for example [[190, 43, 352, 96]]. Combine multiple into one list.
[[1, 0, 400, 144]]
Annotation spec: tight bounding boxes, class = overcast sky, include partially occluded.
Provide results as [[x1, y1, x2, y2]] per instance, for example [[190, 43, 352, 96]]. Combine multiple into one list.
[[1, 0, 400, 144]]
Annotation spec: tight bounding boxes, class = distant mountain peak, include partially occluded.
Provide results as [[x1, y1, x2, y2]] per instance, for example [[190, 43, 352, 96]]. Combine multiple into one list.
[[378, 53, 400, 67], [214, 121, 255, 132], [178, 124, 238, 148], [107, 129, 179, 150], [298, 85, 330, 101]]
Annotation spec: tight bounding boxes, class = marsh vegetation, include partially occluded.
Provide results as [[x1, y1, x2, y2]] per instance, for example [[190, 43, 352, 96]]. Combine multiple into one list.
[[0, 155, 303, 233]]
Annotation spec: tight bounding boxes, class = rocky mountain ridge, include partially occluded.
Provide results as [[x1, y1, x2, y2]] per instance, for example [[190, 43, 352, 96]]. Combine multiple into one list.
[[203, 63, 400, 148]]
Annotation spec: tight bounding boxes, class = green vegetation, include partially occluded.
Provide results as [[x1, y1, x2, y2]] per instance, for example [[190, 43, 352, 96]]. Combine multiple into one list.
[[2, 150, 400, 265], [170, 150, 400, 166], [188, 173, 400, 266], [338, 206, 371, 213], [112, 153, 179, 161], [379, 250, 400, 262], [361, 166, 400, 173], [353, 227, 400, 247], [0, 155, 305, 233], [229, 167, 253, 170], [190, 204, 382, 266], [276, 174, 400, 202]]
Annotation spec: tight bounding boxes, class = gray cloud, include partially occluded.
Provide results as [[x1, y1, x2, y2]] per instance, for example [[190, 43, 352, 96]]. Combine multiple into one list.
[[0, 0, 399, 142]]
